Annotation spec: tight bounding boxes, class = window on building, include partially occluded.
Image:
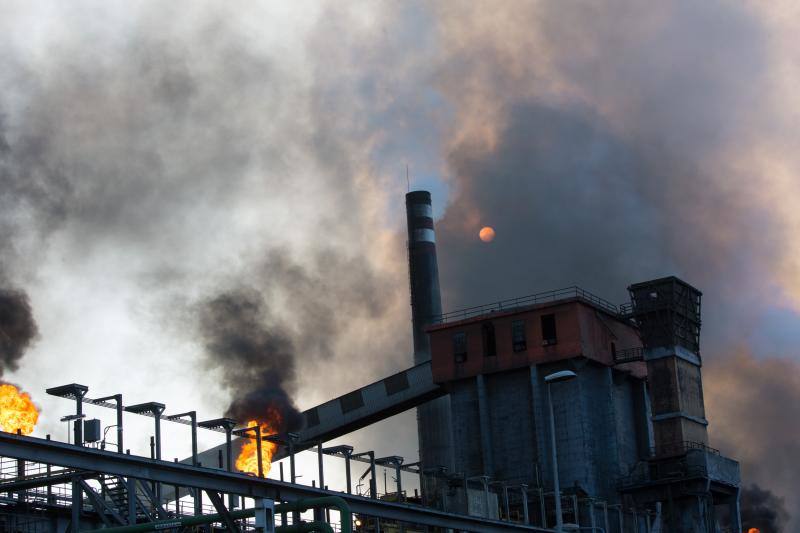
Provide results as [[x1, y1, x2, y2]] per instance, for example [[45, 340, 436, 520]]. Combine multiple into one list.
[[482, 321, 497, 357], [541, 314, 557, 345], [512, 320, 527, 352], [453, 332, 467, 363]]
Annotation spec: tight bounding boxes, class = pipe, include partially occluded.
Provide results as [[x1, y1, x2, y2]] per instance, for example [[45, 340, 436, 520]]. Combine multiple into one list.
[[225, 424, 233, 471], [278, 523, 334, 533], [75, 396, 84, 445], [345, 454, 352, 494], [317, 442, 324, 491], [289, 438, 296, 483], [547, 382, 563, 532], [255, 425, 263, 478], [84, 498, 347, 533], [521, 484, 529, 524], [71, 476, 80, 531], [395, 463, 402, 502], [369, 454, 377, 499], [278, 496, 352, 533], [81, 507, 256, 532]]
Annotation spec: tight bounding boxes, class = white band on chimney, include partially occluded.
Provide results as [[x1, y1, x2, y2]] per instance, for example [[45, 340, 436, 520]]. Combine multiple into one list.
[[413, 228, 436, 243], [411, 204, 433, 218]]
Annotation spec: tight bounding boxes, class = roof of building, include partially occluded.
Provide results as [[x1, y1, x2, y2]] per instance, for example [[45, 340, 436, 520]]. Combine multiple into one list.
[[429, 286, 627, 329]]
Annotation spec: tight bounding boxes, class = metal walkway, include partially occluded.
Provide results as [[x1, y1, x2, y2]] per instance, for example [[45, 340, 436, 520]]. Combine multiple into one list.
[[194, 361, 446, 468], [0, 432, 552, 532]]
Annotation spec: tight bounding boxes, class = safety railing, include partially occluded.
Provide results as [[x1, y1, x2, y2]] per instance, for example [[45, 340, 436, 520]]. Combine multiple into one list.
[[652, 441, 720, 457], [433, 286, 621, 324], [613, 347, 644, 364]]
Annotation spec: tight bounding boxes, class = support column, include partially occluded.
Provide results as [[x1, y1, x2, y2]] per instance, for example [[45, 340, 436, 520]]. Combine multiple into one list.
[[127, 478, 136, 524], [530, 366, 549, 486], [345, 454, 352, 494], [317, 443, 324, 491], [730, 489, 742, 533], [476, 375, 494, 476], [520, 485, 529, 524], [71, 476, 81, 531]]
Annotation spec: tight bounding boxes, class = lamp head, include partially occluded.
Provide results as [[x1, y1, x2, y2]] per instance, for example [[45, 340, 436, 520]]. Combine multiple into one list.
[[544, 370, 577, 383]]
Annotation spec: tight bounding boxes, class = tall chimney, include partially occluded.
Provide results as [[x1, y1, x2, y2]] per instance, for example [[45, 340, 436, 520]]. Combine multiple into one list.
[[405, 191, 454, 476]]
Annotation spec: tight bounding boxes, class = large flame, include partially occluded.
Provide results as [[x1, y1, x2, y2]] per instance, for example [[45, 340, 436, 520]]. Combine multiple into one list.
[[235, 409, 282, 476], [0, 383, 39, 435]]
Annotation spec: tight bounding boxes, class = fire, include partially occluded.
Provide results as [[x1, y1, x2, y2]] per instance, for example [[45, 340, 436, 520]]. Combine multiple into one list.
[[235, 411, 282, 476], [747, 529, 760, 533], [0, 383, 39, 435]]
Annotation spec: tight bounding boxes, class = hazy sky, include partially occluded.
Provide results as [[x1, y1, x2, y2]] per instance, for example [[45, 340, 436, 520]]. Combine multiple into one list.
[[1, 0, 799, 527]]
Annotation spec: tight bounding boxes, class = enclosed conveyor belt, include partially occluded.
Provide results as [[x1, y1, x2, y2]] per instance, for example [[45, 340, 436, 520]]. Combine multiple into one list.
[[192, 361, 446, 470]]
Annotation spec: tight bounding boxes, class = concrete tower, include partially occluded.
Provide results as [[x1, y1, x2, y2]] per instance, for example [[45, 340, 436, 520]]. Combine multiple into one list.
[[405, 191, 454, 480]]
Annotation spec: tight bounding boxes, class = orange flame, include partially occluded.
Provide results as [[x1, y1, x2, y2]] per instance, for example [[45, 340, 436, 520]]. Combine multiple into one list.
[[235, 409, 282, 476], [747, 529, 760, 533], [0, 383, 39, 435]]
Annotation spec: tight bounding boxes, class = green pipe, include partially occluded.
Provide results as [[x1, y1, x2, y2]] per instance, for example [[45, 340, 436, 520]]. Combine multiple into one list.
[[277, 522, 334, 533], [84, 508, 255, 532], [83, 496, 350, 533], [276, 496, 351, 533]]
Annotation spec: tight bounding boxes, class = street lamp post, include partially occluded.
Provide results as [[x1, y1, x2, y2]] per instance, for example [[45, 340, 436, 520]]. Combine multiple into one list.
[[544, 369, 577, 533]]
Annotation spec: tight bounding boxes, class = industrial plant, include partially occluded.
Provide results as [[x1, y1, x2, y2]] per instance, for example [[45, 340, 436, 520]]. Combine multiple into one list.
[[0, 191, 743, 532]]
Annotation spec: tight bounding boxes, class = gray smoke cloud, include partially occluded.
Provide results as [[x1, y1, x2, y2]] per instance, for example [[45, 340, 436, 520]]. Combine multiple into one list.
[[197, 248, 388, 430], [0, 117, 45, 380], [430, 0, 800, 527], [740, 484, 790, 533], [198, 287, 301, 430], [705, 352, 800, 528], [0, 3, 417, 457]]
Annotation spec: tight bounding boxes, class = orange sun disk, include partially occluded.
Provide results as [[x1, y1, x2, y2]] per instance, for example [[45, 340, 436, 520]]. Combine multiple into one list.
[[479, 226, 496, 242]]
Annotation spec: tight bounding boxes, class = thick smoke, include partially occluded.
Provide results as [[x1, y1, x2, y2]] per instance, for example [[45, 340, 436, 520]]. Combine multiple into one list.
[[197, 249, 388, 430], [739, 484, 789, 533], [1, 124, 42, 379], [198, 287, 302, 431], [0, 289, 39, 377], [429, 0, 800, 528], [0, 3, 417, 439], [706, 352, 800, 527]]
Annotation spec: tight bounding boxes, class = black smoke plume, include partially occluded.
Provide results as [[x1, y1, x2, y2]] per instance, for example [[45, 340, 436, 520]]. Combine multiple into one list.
[[198, 288, 303, 431], [740, 484, 789, 533], [0, 288, 39, 377], [197, 249, 387, 431]]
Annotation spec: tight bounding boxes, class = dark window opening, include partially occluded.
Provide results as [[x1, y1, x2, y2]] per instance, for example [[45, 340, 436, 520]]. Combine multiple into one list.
[[512, 320, 527, 352], [482, 321, 497, 357], [384, 372, 410, 395], [611, 342, 617, 360], [305, 407, 320, 427], [541, 314, 557, 346], [340, 390, 365, 413], [453, 332, 467, 363]]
